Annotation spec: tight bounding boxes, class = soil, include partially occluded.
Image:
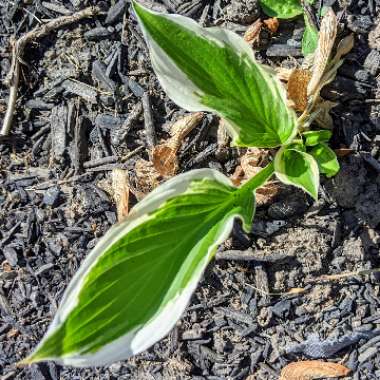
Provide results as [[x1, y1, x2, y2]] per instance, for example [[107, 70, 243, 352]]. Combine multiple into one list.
[[1, 0, 380, 379]]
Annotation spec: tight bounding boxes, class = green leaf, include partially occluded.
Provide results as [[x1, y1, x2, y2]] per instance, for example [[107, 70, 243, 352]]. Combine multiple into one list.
[[303, 130, 332, 146], [259, 0, 303, 19], [133, 1, 297, 148], [275, 145, 320, 200], [302, 15, 319, 56], [24, 165, 274, 366], [310, 143, 340, 177]]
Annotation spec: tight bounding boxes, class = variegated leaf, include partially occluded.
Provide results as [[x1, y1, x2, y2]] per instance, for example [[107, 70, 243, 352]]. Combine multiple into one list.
[[133, 1, 297, 148]]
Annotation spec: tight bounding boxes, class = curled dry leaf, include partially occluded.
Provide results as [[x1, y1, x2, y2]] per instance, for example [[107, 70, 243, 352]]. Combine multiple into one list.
[[152, 112, 203, 176], [307, 8, 338, 97], [279, 360, 351, 380], [263, 17, 279, 34], [134, 158, 162, 200], [314, 99, 338, 129], [232, 149, 280, 205], [244, 19, 264, 45], [111, 168, 130, 222], [287, 69, 312, 112]]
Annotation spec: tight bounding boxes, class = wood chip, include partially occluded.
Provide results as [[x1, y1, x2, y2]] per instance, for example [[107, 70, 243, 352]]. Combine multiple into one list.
[[152, 112, 203, 177], [279, 360, 351, 380], [111, 169, 130, 222], [287, 69, 312, 112]]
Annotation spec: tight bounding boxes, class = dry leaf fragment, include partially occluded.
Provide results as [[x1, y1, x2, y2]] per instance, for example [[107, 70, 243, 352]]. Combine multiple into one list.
[[279, 360, 351, 380], [276, 67, 295, 82], [152, 112, 203, 177], [111, 168, 130, 222], [287, 69, 312, 112], [240, 148, 270, 177], [307, 9, 338, 97], [330, 34, 355, 67], [134, 158, 161, 200], [244, 19, 263, 45], [152, 144, 178, 177], [264, 17, 279, 34], [232, 149, 280, 205]]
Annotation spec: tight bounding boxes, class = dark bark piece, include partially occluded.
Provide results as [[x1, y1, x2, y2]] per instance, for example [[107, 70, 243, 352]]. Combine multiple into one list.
[[254, 265, 270, 306], [73, 116, 89, 174], [105, 0, 127, 25], [142, 92, 156, 151], [62, 80, 98, 103], [92, 60, 116, 93], [84, 26, 114, 41]]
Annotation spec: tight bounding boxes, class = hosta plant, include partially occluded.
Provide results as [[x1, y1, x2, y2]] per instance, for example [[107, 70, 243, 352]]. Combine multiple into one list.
[[24, 1, 347, 366]]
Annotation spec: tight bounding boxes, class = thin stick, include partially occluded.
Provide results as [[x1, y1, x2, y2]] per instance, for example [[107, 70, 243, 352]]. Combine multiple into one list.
[[306, 268, 380, 284], [1, 6, 100, 136]]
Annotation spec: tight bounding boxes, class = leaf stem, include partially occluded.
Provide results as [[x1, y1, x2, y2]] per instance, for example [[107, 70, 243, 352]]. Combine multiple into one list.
[[238, 162, 275, 194]]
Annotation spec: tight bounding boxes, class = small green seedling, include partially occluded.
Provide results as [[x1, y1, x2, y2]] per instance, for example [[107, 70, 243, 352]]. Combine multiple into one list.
[[259, 0, 319, 56], [23, 1, 348, 367]]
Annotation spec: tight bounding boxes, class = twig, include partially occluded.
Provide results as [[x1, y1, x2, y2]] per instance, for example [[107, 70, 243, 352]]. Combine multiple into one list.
[[0, 6, 100, 136], [142, 92, 156, 153], [305, 268, 380, 284]]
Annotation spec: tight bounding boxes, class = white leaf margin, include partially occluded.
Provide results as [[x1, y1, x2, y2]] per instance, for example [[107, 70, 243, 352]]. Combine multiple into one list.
[[27, 169, 241, 366]]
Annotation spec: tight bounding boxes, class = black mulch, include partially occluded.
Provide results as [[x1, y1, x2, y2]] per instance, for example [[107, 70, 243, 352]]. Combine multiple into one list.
[[1, 0, 380, 379]]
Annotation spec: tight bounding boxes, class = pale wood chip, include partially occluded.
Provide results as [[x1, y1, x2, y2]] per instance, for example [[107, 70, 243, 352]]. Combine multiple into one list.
[[111, 168, 130, 222], [152, 112, 203, 177], [279, 360, 351, 380]]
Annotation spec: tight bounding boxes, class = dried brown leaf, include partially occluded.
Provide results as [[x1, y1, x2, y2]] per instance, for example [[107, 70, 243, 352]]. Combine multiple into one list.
[[240, 148, 269, 177], [276, 67, 295, 82], [314, 99, 338, 129], [152, 144, 179, 177], [111, 168, 130, 222], [331, 34, 355, 66], [263, 17, 279, 34], [287, 69, 312, 112], [256, 182, 281, 206], [307, 9, 338, 97], [279, 360, 351, 380], [244, 19, 263, 44], [232, 149, 280, 205], [134, 158, 161, 199]]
